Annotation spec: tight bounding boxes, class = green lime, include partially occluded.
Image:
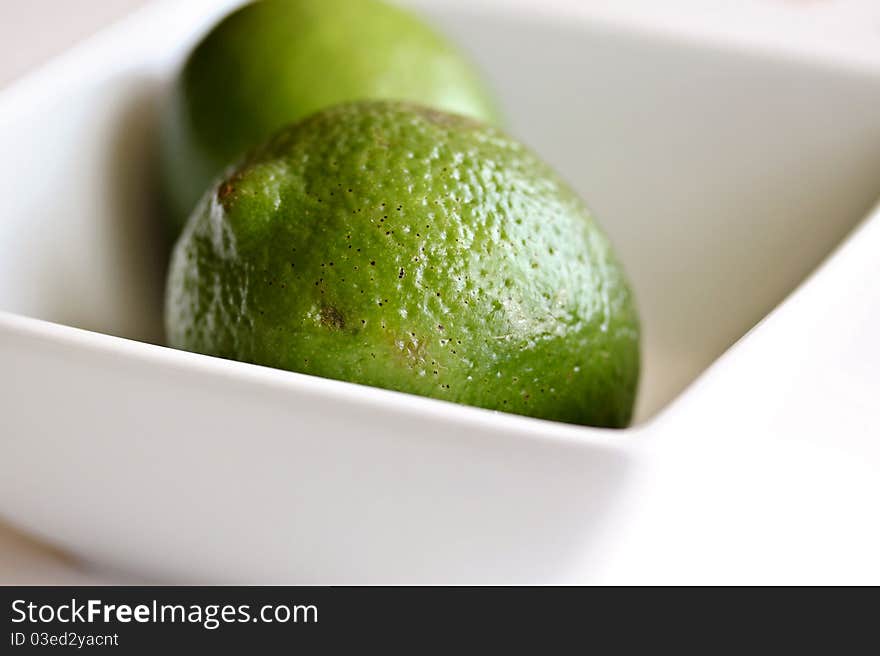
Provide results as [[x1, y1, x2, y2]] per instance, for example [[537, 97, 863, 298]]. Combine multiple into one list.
[[165, 102, 640, 427], [160, 0, 498, 236]]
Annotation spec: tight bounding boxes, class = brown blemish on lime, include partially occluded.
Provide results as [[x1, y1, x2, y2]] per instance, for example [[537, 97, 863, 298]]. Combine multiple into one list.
[[218, 180, 235, 205], [320, 305, 345, 329]]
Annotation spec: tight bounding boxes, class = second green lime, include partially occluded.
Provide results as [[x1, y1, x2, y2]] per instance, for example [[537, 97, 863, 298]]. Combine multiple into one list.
[[160, 0, 499, 236]]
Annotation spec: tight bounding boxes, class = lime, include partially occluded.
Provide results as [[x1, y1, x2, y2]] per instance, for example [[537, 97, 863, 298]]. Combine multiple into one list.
[[166, 102, 639, 427], [160, 0, 498, 236]]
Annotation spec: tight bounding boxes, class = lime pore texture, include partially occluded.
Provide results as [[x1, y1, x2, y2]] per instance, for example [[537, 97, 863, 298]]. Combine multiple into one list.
[[166, 102, 640, 428], [160, 0, 498, 235]]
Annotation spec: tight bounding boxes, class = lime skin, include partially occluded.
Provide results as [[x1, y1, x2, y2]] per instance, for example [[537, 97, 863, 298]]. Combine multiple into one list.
[[166, 102, 640, 428], [160, 0, 499, 236]]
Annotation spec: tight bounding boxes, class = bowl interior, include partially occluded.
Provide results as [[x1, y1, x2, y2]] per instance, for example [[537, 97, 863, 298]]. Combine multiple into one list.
[[1, 1, 880, 423]]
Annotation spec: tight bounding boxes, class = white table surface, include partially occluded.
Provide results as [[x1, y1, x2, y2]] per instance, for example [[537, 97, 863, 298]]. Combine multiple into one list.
[[1, 0, 878, 585]]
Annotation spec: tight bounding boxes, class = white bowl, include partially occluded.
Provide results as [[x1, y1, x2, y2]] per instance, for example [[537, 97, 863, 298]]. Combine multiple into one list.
[[2, 0, 880, 583]]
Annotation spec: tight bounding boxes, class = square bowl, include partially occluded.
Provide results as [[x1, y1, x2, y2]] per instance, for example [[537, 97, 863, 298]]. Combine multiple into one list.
[[2, 0, 880, 583]]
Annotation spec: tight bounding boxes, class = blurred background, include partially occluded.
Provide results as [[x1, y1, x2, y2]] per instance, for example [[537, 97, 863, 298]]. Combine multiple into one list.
[[3, 0, 880, 91], [1, 0, 879, 584]]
